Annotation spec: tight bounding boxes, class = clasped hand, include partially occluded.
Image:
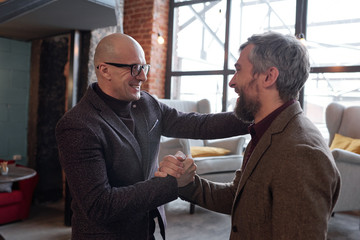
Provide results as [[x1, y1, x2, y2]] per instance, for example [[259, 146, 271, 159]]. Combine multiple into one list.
[[155, 151, 197, 187]]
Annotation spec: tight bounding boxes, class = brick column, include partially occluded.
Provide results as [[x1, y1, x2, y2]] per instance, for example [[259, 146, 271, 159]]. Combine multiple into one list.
[[123, 0, 169, 98]]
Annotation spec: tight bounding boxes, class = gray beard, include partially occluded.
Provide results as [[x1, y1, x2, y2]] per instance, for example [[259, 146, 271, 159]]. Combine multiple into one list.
[[234, 90, 260, 123]]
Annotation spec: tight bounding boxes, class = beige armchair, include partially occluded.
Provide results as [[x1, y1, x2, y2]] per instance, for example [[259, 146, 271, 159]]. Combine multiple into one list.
[[158, 98, 246, 213], [325, 102, 360, 213]]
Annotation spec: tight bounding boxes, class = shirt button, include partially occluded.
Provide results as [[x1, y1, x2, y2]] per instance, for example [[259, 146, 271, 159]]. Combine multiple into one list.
[[232, 225, 238, 232], [132, 104, 136, 108]]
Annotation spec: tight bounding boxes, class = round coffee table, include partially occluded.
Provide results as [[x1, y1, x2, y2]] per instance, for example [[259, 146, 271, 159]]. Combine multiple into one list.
[[0, 166, 36, 183]]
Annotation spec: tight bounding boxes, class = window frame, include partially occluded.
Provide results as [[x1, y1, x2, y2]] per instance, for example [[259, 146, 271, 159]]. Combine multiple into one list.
[[166, 0, 360, 112]]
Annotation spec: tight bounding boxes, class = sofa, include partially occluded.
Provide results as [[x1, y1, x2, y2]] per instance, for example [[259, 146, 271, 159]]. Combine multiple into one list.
[[0, 162, 38, 225], [158, 98, 246, 213], [325, 102, 360, 213]]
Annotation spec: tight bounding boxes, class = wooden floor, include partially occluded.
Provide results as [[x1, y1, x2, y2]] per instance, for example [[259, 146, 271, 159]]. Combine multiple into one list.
[[0, 199, 359, 240], [0, 201, 71, 240]]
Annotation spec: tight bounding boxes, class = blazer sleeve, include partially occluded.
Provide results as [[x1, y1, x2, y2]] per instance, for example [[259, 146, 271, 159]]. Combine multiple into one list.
[[157, 100, 249, 139], [179, 170, 242, 215]]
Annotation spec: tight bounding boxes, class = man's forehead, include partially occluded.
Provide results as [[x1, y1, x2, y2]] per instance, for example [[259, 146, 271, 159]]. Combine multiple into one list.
[[240, 44, 253, 56], [238, 44, 254, 62]]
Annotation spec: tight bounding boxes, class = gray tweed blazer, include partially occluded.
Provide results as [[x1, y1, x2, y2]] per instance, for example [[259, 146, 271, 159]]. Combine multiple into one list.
[[56, 83, 248, 240], [179, 102, 341, 240]]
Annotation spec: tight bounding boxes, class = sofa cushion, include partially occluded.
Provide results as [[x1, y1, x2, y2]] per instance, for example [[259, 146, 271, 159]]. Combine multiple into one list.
[[194, 155, 242, 175], [330, 133, 360, 154], [0, 190, 23, 205]]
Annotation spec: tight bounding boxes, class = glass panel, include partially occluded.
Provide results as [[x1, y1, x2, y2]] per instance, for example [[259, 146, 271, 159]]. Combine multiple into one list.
[[171, 75, 223, 112], [227, 75, 238, 112], [226, 75, 251, 143], [172, 0, 226, 71], [307, 0, 360, 67], [228, 0, 296, 68], [304, 72, 360, 140]]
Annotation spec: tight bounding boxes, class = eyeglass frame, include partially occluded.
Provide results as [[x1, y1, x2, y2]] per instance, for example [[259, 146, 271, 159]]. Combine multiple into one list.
[[96, 62, 151, 77]]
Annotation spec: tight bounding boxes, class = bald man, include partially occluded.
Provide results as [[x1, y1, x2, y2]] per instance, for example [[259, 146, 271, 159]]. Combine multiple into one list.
[[55, 33, 248, 240]]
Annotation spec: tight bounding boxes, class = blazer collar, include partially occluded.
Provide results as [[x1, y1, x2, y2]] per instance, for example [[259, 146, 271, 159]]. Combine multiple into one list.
[[235, 102, 303, 197], [85, 84, 143, 163]]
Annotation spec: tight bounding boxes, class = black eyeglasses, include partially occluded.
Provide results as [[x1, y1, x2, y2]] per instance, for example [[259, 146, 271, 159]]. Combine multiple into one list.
[[97, 62, 150, 77]]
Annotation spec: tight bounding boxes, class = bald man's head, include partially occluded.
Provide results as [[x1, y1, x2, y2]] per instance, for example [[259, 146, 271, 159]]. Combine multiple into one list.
[[93, 33, 148, 101], [94, 33, 145, 69]]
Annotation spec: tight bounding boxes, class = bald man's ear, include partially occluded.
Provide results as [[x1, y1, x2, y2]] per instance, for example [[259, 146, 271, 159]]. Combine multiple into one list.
[[97, 63, 112, 80], [263, 66, 279, 88]]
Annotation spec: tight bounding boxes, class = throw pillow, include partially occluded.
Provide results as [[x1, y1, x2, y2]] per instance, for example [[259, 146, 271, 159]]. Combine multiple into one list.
[[0, 183, 13, 193], [330, 133, 360, 154], [190, 146, 231, 158]]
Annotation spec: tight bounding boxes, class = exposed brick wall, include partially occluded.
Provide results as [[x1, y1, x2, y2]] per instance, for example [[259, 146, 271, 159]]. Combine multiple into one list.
[[123, 0, 169, 98]]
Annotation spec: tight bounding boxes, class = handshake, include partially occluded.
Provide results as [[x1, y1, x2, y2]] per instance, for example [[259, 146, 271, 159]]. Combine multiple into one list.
[[155, 151, 197, 187]]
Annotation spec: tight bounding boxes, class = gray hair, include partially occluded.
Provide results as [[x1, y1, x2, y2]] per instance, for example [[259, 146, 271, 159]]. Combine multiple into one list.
[[240, 32, 310, 101]]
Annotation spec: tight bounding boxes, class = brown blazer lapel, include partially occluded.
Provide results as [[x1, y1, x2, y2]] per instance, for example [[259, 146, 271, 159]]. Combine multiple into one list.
[[234, 102, 303, 202], [235, 133, 272, 199]]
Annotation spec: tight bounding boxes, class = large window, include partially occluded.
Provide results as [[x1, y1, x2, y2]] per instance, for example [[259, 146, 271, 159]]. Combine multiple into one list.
[[303, 0, 360, 139], [172, 1, 227, 72], [168, 0, 297, 113], [227, 0, 296, 112], [167, 0, 360, 139]]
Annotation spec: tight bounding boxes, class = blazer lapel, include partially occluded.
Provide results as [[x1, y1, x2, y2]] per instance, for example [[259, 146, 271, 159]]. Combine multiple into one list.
[[131, 102, 152, 179], [236, 133, 272, 195], [100, 110, 143, 161], [86, 86, 143, 163], [234, 102, 303, 201]]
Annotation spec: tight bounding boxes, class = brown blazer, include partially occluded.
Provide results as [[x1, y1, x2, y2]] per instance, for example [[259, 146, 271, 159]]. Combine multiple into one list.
[[179, 102, 341, 240]]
